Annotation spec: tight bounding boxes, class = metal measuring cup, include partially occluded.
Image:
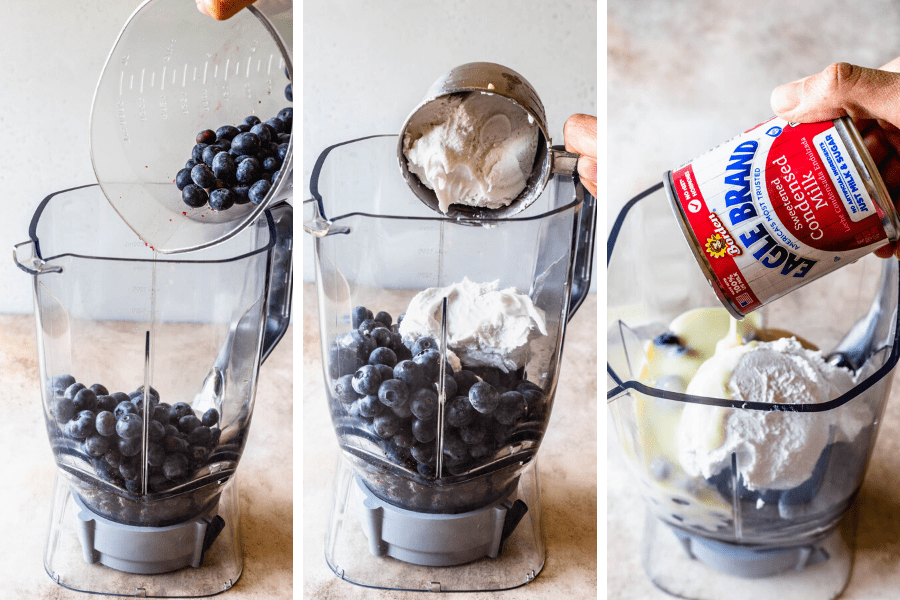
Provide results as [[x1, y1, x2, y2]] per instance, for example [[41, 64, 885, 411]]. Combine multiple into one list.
[[398, 62, 580, 220]]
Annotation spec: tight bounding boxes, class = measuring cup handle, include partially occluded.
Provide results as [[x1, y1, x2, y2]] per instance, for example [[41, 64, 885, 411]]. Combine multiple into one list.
[[260, 200, 293, 365], [550, 148, 580, 176]]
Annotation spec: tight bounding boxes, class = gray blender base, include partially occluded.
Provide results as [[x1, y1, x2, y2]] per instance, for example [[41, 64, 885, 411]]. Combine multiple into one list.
[[671, 528, 829, 578], [72, 493, 225, 575], [353, 475, 527, 567]]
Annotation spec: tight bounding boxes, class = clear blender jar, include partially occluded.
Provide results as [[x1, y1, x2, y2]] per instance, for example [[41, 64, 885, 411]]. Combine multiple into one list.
[[607, 184, 900, 600], [14, 184, 292, 596], [304, 135, 596, 591]]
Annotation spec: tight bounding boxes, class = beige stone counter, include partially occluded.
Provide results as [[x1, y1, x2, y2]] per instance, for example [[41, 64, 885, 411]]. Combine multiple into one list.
[[0, 315, 293, 599], [302, 283, 597, 598]]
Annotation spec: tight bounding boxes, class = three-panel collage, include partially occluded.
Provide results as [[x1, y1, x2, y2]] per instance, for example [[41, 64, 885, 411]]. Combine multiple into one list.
[[4, 1, 900, 600]]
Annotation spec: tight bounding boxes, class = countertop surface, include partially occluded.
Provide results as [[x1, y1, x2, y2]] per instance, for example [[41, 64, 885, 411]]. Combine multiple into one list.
[[302, 283, 598, 599], [0, 315, 293, 600]]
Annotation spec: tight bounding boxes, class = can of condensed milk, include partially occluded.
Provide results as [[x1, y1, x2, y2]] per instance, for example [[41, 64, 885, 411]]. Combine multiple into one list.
[[665, 116, 900, 319]]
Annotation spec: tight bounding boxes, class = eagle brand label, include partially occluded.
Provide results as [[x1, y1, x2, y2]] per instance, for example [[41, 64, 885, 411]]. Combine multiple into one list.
[[668, 117, 894, 317]]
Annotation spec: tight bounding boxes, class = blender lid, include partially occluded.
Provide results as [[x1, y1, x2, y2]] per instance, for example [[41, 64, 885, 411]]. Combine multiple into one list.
[[606, 183, 900, 412], [90, 0, 293, 254]]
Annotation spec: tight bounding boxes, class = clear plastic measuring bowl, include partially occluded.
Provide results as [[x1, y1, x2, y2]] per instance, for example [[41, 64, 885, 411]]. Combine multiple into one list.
[[91, 0, 293, 254]]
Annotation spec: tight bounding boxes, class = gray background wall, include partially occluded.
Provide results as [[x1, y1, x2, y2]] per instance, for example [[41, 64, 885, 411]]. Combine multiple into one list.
[[302, 0, 599, 290]]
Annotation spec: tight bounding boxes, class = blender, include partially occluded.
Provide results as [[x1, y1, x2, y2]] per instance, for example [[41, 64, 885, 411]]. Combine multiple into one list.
[[607, 184, 900, 600], [304, 130, 595, 591], [11, 0, 294, 595]]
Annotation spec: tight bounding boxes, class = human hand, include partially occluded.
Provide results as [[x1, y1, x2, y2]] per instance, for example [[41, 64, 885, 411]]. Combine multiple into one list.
[[564, 113, 598, 198], [195, 0, 257, 20], [771, 58, 900, 258]]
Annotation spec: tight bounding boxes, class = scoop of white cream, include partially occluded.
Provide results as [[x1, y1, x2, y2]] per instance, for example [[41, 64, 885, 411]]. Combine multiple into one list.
[[403, 93, 540, 214], [399, 278, 547, 373]]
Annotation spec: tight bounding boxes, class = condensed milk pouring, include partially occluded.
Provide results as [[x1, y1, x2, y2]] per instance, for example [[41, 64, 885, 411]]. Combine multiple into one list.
[[666, 116, 900, 318]]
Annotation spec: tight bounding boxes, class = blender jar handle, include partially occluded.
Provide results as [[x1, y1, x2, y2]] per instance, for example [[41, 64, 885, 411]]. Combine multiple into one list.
[[260, 201, 293, 364], [563, 162, 597, 323], [13, 240, 62, 275]]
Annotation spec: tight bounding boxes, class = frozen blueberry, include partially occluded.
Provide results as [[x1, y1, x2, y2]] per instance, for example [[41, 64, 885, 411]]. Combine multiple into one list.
[[231, 132, 260, 155], [263, 156, 282, 172], [208, 427, 221, 448], [190, 164, 216, 188], [358, 318, 379, 336], [469, 382, 500, 414], [114, 400, 138, 419], [182, 184, 209, 208], [163, 453, 189, 480], [243, 115, 262, 127], [334, 373, 361, 403], [373, 413, 401, 439], [209, 188, 236, 211], [373, 363, 394, 383], [411, 418, 436, 444], [95, 411, 117, 437], [185, 158, 199, 169], [468, 366, 500, 389], [352, 365, 382, 396], [377, 378, 409, 408], [358, 394, 385, 418], [372, 311, 392, 328], [393, 360, 427, 391], [72, 388, 97, 412], [217, 137, 232, 151], [215, 125, 240, 141], [494, 391, 526, 425], [410, 442, 435, 464], [175, 168, 194, 190], [211, 151, 236, 180], [51, 374, 76, 393], [192, 143, 208, 162], [188, 425, 211, 446], [447, 396, 475, 427], [413, 349, 442, 381], [164, 435, 190, 454], [417, 462, 436, 478], [277, 106, 292, 123], [119, 459, 140, 480], [170, 402, 193, 421], [236, 156, 261, 184], [277, 143, 289, 161], [654, 332, 682, 346], [371, 327, 392, 348], [453, 370, 480, 396], [328, 344, 365, 379], [352, 306, 374, 329], [64, 382, 86, 400], [284, 82, 292, 101], [190, 445, 210, 466], [116, 413, 143, 439], [152, 404, 171, 424], [236, 124, 251, 133], [251, 123, 275, 144], [232, 185, 251, 205], [249, 179, 271, 205], [202, 144, 225, 166], [202, 408, 220, 427], [145, 443, 165, 467], [118, 435, 142, 457], [178, 414, 202, 434], [196, 129, 216, 144], [51, 397, 76, 423], [409, 388, 437, 420], [460, 420, 487, 445], [368, 346, 397, 368], [410, 338, 437, 357], [265, 117, 285, 134], [66, 410, 96, 439], [148, 419, 166, 442], [436, 374, 458, 400], [96, 395, 117, 413], [391, 401, 413, 419], [104, 448, 123, 468], [441, 430, 468, 461]]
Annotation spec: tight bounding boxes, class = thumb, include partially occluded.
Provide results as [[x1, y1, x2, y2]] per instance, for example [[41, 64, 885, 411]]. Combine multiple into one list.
[[770, 62, 900, 124]]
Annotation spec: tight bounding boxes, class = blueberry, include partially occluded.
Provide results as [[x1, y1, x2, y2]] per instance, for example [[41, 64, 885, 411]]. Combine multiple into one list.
[[411, 337, 439, 356], [163, 454, 189, 480], [358, 318, 379, 336], [96, 395, 117, 413], [436, 374, 458, 400], [468, 382, 500, 414], [51, 397, 76, 423], [232, 185, 251, 205], [141, 443, 164, 467], [236, 157, 262, 184], [250, 123, 274, 144], [334, 373, 361, 403], [370, 327, 392, 348], [249, 179, 271, 205], [460, 420, 487, 444], [114, 401, 138, 419], [209, 188, 236, 211], [654, 332, 682, 346], [494, 391, 526, 425], [170, 402, 193, 421], [64, 382, 86, 400], [328, 344, 365, 379], [216, 137, 232, 151], [179, 414, 202, 434], [284, 82, 292, 101], [469, 366, 500, 389], [368, 346, 398, 368], [164, 435, 190, 454], [174, 168, 193, 193], [352, 306, 374, 329], [202, 408, 219, 427], [411, 418, 436, 444], [393, 360, 427, 391], [202, 145, 225, 166], [441, 430, 468, 461], [278, 106, 292, 122], [352, 365, 383, 396], [413, 349, 442, 381], [409, 388, 437, 420], [260, 117, 282, 135], [208, 427, 221, 448], [231, 132, 260, 155], [417, 462, 436, 478], [236, 124, 251, 133], [358, 394, 384, 418], [263, 156, 281, 172], [188, 425, 211, 446], [377, 378, 409, 408], [148, 419, 166, 442], [277, 143, 289, 161], [211, 151, 236, 181], [447, 396, 475, 428], [72, 388, 97, 412], [372, 363, 394, 383], [192, 143, 208, 162], [104, 448, 123, 468], [95, 411, 117, 437], [51, 374, 76, 393], [119, 459, 140, 480], [410, 442, 435, 464], [196, 129, 216, 144], [182, 185, 208, 208], [186, 158, 199, 169], [215, 125, 240, 142], [116, 413, 143, 439], [190, 445, 210, 466], [152, 404, 171, 424], [373, 413, 401, 439], [118, 435, 142, 457], [243, 115, 262, 127], [453, 370, 480, 395], [391, 401, 413, 419], [190, 164, 216, 188]]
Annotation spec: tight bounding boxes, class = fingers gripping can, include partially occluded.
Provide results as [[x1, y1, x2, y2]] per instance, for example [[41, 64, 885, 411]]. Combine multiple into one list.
[[665, 116, 900, 318]]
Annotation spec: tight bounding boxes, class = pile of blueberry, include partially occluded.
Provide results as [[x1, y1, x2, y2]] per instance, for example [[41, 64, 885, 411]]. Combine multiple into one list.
[[47, 375, 222, 495], [176, 107, 292, 211], [329, 305, 546, 481]]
